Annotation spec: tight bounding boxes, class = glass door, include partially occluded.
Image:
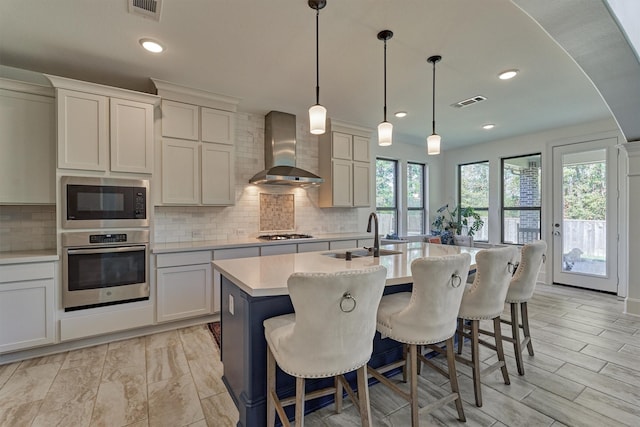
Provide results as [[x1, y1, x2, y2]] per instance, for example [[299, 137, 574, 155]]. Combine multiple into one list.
[[552, 138, 618, 293]]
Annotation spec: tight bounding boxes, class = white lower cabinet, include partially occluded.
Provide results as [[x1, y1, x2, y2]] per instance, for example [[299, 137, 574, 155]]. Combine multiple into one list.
[[0, 262, 55, 353], [156, 251, 213, 322]]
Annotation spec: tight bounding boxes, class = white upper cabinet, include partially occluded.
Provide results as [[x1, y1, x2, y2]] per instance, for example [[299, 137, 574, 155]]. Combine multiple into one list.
[[318, 120, 372, 208], [201, 107, 235, 145], [46, 75, 159, 174], [161, 99, 199, 140], [56, 89, 109, 171], [110, 98, 154, 174], [0, 80, 56, 204], [152, 79, 239, 206]]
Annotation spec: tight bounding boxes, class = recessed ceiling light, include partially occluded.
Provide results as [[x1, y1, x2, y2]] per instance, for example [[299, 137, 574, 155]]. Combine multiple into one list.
[[139, 38, 164, 53], [394, 111, 407, 118], [498, 69, 518, 80], [482, 124, 495, 130]]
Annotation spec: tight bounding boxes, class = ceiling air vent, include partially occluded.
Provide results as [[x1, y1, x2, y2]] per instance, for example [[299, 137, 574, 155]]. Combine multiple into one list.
[[128, 0, 162, 21], [451, 95, 487, 108]]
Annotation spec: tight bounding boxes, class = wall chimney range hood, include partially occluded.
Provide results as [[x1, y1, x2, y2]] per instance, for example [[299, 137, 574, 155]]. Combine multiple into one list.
[[249, 111, 324, 186]]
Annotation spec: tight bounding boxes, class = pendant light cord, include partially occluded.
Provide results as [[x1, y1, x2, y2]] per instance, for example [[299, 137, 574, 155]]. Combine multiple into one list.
[[315, 7, 320, 105], [383, 39, 388, 122], [431, 59, 436, 135]]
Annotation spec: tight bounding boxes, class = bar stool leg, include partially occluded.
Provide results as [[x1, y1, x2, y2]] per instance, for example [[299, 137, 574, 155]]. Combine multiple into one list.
[[266, 347, 276, 426], [493, 316, 510, 385], [457, 318, 465, 354], [470, 319, 482, 407], [409, 344, 419, 426], [522, 302, 534, 356], [295, 377, 305, 427], [356, 365, 372, 427], [445, 337, 466, 422], [510, 302, 525, 375]]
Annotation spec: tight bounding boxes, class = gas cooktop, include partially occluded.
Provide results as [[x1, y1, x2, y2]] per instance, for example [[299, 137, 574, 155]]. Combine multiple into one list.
[[257, 233, 314, 241]]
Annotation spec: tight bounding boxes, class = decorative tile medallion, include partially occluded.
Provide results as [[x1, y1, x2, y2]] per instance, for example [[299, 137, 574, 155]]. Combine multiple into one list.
[[260, 193, 294, 231]]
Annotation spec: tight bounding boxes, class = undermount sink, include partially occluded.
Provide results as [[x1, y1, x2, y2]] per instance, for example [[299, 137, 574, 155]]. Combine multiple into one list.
[[323, 248, 403, 259]]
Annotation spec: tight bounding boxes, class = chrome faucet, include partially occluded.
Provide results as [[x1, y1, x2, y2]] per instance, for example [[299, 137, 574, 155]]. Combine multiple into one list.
[[366, 212, 380, 257]]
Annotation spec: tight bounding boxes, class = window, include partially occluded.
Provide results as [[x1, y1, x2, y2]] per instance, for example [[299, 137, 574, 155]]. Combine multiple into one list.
[[458, 161, 489, 240], [376, 158, 398, 236], [502, 153, 542, 244], [407, 162, 425, 235]]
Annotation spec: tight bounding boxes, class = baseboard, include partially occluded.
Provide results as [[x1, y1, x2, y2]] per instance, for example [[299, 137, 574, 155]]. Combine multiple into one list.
[[624, 297, 640, 317]]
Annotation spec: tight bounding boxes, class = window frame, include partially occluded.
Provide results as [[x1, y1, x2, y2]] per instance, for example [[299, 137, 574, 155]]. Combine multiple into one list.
[[457, 160, 490, 242], [407, 161, 426, 235], [500, 152, 542, 245], [375, 157, 398, 236]]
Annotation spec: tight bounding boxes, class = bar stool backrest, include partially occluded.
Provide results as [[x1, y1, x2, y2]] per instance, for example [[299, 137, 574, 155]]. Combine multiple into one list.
[[507, 240, 547, 303], [392, 253, 471, 343], [459, 246, 519, 320], [276, 265, 387, 377]]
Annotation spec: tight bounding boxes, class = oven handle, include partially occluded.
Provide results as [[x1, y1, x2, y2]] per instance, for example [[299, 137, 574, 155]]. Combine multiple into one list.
[[67, 245, 147, 255]]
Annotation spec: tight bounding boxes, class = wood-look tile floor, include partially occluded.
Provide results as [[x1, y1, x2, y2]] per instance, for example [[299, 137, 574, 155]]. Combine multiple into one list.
[[1, 283, 639, 426]]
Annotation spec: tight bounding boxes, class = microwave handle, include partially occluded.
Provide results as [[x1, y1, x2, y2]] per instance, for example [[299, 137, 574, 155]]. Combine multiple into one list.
[[67, 245, 146, 255]]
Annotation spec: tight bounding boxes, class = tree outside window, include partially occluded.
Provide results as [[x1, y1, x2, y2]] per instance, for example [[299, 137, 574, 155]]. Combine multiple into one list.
[[458, 161, 489, 241], [407, 162, 425, 235], [376, 158, 397, 236]]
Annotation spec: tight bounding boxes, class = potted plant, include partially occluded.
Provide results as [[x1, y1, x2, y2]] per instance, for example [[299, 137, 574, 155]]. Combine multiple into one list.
[[431, 204, 484, 244]]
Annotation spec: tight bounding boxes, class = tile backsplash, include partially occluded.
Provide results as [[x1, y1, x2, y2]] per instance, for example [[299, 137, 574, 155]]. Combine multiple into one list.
[[154, 111, 363, 243], [0, 205, 56, 252], [260, 193, 294, 231]]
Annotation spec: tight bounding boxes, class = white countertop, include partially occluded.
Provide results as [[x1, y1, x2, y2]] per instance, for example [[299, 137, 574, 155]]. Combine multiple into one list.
[[0, 250, 59, 265], [212, 242, 480, 297], [152, 232, 374, 253]]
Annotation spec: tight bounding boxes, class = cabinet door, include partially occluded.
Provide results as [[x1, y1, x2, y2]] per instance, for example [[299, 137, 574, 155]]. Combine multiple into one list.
[[201, 108, 235, 145], [157, 263, 212, 322], [161, 100, 199, 140], [332, 159, 353, 207], [0, 89, 55, 204], [353, 161, 371, 207], [161, 139, 199, 204], [57, 89, 108, 171], [0, 278, 55, 353], [352, 136, 370, 162], [201, 143, 235, 205], [332, 132, 352, 160], [110, 98, 154, 173]]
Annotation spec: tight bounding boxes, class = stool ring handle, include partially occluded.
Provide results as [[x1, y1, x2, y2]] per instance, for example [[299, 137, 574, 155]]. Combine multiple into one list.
[[340, 292, 357, 313], [451, 273, 462, 288]]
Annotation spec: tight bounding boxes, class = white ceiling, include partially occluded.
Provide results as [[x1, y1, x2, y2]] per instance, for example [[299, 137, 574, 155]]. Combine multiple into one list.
[[0, 0, 614, 150]]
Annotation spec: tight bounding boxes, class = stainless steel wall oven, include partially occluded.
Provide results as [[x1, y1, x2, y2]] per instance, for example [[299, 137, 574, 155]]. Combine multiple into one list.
[[62, 230, 149, 311]]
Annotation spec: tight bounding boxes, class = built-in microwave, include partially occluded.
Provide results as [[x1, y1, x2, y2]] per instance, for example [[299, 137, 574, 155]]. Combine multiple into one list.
[[61, 176, 149, 229]]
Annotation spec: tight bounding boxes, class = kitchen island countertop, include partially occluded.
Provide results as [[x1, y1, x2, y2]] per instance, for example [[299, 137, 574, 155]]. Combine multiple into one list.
[[213, 241, 479, 297]]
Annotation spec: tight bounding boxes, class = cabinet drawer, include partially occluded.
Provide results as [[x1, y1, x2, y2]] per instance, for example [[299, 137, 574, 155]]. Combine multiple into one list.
[[329, 240, 358, 250], [261, 244, 297, 256], [297, 242, 330, 253], [213, 247, 260, 260], [0, 262, 55, 284], [156, 251, 211, 268]]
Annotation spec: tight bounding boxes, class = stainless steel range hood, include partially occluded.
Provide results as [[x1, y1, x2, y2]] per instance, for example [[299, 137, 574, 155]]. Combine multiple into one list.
[[249, 111, 324, 186]]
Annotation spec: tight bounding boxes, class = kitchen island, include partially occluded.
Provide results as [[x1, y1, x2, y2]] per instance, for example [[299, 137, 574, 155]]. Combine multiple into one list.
[[212, 242, 479, 427]]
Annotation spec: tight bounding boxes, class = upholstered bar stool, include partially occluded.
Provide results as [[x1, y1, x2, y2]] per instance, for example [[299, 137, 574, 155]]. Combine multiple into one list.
[[456, 245, 519, 407], [368, 253, 471, 426], [264, 266, 387, 427], [501, 240, 547, 375]]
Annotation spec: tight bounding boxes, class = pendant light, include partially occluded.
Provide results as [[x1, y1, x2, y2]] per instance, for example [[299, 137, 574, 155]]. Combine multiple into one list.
[[427, 55, 442, 155], [308, 0, 327, 135], [377, 30, 393, 146]]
